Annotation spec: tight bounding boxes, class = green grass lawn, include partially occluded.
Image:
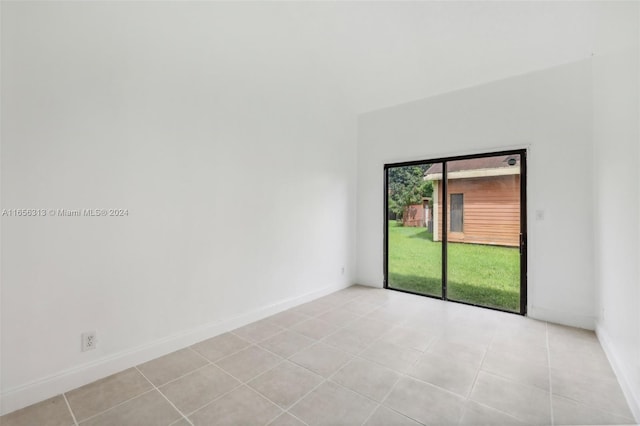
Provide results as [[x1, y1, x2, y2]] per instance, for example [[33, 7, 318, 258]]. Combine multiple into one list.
[[388, 221, 520, 311]]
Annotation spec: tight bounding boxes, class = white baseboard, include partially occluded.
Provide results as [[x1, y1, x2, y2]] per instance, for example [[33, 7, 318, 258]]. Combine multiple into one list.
[[527, 305, 596, 330], [353, 282, 382, 289], [596, 323, 640, 423], [0, 282, 351, 416]]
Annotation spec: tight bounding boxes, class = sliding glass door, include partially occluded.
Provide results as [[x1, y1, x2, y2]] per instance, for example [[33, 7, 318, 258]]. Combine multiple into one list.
[[384, 150, 527, 314], [386, 162, 443, 298]]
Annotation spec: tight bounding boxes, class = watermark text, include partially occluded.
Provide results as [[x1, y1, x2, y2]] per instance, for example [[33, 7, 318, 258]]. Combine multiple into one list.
[[2, 208, 129, 217]]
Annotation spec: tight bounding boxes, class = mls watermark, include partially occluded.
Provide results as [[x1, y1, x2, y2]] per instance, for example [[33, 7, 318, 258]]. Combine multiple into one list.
[[2, 208, 129, 217]]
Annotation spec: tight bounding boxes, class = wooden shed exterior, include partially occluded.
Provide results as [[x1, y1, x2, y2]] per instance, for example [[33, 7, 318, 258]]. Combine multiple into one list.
[[402, 198, 431, 228], [426, 157, 520, 247]]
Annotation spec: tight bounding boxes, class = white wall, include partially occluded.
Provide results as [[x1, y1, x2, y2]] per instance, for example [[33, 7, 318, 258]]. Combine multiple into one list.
[[1, 2, 357, 413], [356, 60, 596, 329], [592, 2, 640, 419]]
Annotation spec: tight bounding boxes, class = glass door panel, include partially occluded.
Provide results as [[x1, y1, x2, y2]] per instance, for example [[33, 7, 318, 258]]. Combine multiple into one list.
[[386, 163, 442, 297], [445, 154, 522, 312]]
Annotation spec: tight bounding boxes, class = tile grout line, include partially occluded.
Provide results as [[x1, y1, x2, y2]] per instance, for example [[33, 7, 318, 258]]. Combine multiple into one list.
[[134, 366, 194, 426], [546, 321, 555, 426], [72, 388, 157, 424], [154, 344, 271, 420], [180, 344, 305, 419], [173, 294, 376, 422], [168, 344, 294, 421], [274, 302, 386, 413], [268, 294, 402, 424], [181, 381, 244, 419], [68, 355, 229, 423], [285, 412, 311, 426], [275, 376, 326, 423], [462, 399, 526, 424], [82, 298, 359, 424], [190, 339, 249, 365], [250, 327, 315, 355], [283, 352, 381, 426], [352, 345, 458, 399], [321, 304, 432, 426], [232, 323, 286, 345], [261, 326, 371, 420], [356, 307, 546, 425], [266, 411, 310, 426], [157, 356, 213, 386], [358, 370, 411, 425], [62, 393, 79, 426], [456, 325, 496, 424], [181, 346, 315, 422], [355, 320, 449, 426]]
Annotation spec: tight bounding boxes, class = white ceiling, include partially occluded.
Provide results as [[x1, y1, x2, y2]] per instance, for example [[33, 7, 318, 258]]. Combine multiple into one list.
[[218, 0, 637, 113], [283, 1, 599, 113], [8, 1, 635, 114]]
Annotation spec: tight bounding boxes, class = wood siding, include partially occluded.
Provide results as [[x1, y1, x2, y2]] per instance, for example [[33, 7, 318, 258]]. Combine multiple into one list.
[[402, 202, 427, 227], [435, 175, 520, 247]]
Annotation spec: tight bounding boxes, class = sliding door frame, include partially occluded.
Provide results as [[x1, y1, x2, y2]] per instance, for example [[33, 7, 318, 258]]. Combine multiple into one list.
[[383, 149, 527, 316]]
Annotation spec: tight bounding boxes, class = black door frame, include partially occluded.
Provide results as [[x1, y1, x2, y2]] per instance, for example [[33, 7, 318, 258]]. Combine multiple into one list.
[[383, 149, 528, 316]]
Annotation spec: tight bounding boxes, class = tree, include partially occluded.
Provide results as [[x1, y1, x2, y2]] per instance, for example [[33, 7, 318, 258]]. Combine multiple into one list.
[[388, 165, 433, 222]]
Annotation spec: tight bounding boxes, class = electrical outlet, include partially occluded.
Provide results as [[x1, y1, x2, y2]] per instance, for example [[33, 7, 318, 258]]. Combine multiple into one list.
[[341, 266, 345, 275], [81, 331, 97, 352]]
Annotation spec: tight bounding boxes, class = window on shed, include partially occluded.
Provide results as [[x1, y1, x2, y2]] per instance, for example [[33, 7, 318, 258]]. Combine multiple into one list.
[[450, 193, 463, 232]]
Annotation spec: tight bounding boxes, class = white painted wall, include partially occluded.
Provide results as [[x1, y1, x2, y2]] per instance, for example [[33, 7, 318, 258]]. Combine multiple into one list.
[[1, 2, 357, 413], [356, 60, 595, 329], [592, 2, 640, 419]]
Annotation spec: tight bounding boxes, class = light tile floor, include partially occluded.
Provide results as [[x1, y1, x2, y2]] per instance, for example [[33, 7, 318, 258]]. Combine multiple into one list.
[[2, 285, 637, 426]]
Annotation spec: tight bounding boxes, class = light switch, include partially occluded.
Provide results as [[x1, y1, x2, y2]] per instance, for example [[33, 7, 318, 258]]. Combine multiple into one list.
[[535, 210, 545, 221]]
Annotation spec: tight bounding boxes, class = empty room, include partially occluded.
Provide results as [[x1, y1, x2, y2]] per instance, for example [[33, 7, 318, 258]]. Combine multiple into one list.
[[1, 1, 639, 425]]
